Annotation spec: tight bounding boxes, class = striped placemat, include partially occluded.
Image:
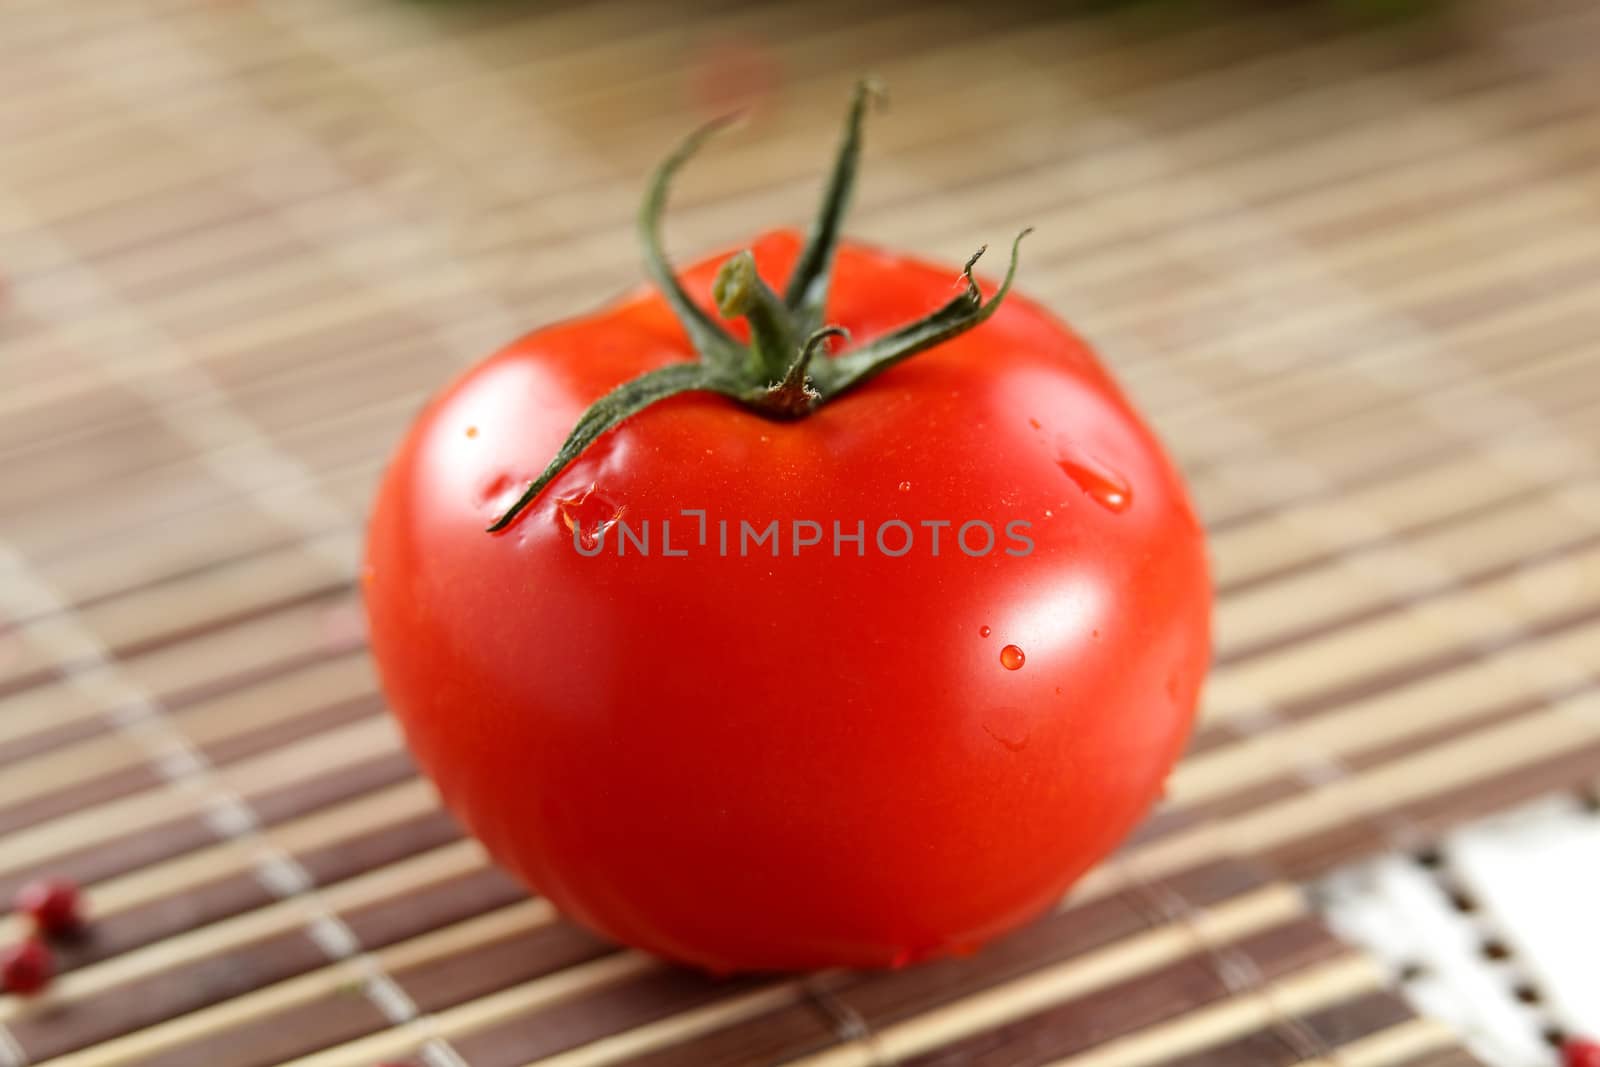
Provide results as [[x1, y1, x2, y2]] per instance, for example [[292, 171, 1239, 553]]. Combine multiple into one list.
[[3, 0, 1597, 1063]]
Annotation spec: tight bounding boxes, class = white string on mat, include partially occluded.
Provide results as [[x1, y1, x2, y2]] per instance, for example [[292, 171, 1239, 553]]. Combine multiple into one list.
[[1119, 864, 1333, 1063], [0, 539, 429, 1062], [802, 974, 877, 1051], [0, 200, 467, 1067]]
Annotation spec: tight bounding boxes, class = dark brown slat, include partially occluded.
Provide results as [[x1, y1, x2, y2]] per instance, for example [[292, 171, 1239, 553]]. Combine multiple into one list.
[[0, 715, 106, 768], [1218, 530, 1600, 669], [1185, 685, 1588, 825], [829, 856, 1272, 1028], [452, 969, 772, 1067], [1183, 777, 1306, 827], [1272, 597, 1600, 725], [1185, 723, 1256, 762], [103, 581, 353, 667], [0, 698, 388, 841], [393, 921, 616, 1016], [18, 525, 336, 631], [47, 870, 273, 973], [1166, 1029, 1302, 1067], [1204, 365, 1600, 538], [136, 991, 391, 1067], [10, 928, 329, 1061], [898, 917, 1345, 1067], [0, 813, 217, 907], [1188, 327, 1600, 492], [1264, 818, 1398, 890], [41, 172, 322, 289], [39, 804, 468, 974], [0, 395, 192, 519], [1162, 990, 1415, 1067], [1121, 802, 1209, 849], [1398, 736, 1600, 841], [1269, 734, 1600, 881], [1300, 989, 1418, 1048], [1215, 470, 1600, 601], [159, 643, 361, 717], [194, 691, 386, 766], [0, 378, 144, 469], [0, 662, 68, 706], [1396, 1050, 1491, 1067], [1049, 76, 1573, 309], [294, 809, 461, 889], [0, 746, 414, 905], [1118, 232, 1600, 395], [245, 749, 417, 825], [1340, 690, 1592, 776], [0, 762, 163, 838], [611, 998, 844, 1067], [339, 864, 527, 950], [118, 921, 606, 1067]]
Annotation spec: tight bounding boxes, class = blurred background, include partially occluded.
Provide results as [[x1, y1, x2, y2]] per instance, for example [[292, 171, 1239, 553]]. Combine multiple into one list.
[[1, 2, 1597, 1066]]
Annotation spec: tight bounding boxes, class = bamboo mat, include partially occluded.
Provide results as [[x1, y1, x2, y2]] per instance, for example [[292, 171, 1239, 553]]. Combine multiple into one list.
[[2, 0, 1598, 1064]]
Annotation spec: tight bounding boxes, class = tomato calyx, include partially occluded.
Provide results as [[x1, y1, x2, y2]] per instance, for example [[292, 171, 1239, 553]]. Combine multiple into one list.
[[487, 80, 1031, 533]]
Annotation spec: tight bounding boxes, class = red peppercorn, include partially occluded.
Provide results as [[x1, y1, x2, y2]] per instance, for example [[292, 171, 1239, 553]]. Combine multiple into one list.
[[1565, 1038, 1600, 1067], [0, 938, 53, 996], [14, 878, 85, 936]]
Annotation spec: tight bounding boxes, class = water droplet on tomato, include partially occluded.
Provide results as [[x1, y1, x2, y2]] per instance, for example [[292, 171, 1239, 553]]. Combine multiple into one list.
[[1055, 443, 1132, 513], [465, 425, 479, 438], [978, 625, 991, 638], [555, 483, 624, 551], [898, 480, 911, 492], [1000, 644, 1025, 670]]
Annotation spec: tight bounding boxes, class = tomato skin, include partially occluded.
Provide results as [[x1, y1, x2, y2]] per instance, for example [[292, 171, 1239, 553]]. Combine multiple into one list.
[[363, 230, 1210, 972]]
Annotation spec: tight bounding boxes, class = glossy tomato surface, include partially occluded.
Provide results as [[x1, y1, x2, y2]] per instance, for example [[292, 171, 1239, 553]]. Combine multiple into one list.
[[363, 231, 1211, 972]]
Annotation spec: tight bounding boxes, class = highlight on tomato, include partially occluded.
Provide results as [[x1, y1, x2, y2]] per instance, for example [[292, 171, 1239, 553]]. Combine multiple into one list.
[[363, 81, 1211, 973]]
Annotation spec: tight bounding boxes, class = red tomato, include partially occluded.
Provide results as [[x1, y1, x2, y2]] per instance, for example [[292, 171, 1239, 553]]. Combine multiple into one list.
[[364, 91, 1209, 973]]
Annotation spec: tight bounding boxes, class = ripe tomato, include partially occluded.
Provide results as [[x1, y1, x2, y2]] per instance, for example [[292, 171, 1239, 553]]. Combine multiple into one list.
[[364, 86, 1210, 973]]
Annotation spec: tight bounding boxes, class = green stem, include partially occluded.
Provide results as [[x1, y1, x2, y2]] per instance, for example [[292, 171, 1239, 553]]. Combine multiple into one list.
[[487, 83, 1031, 533], [783, 79, 882, 336], [819, 229, 1031, 398], [712, 250, 798, 382], [759, 326, 849, 417], [638, 116, 744, 369], [485, 363, 738, 532]]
